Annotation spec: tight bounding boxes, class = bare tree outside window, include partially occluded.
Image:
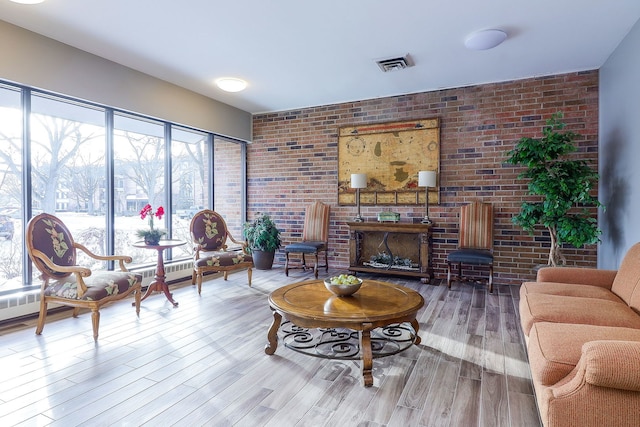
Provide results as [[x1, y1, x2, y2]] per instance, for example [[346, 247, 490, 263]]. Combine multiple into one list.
[[113, 115, 166, 264], [31, 115, 101, 213], [29, 100, 107, 272], [171, 128, 209, 258], [66, 151, 105, 216], [119, 132, 165, 209], [0, 90, 24, 289]]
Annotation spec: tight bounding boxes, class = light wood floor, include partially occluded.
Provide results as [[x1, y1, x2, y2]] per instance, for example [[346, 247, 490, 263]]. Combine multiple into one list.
[[0, 267, 542, 427]]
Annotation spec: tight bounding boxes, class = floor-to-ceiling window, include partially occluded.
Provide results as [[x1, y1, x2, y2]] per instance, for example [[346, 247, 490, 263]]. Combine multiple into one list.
[[0, 85, 23, 291], [113, 113, 166, 264], [171, 127, 210, 259], [0, 82, 247, 295], [30, 94, 108, 272]]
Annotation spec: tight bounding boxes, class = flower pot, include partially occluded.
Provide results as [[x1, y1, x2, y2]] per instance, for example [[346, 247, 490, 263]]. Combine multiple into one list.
[[144, 236, 161, 245], [138, 228, 165, 245], [252, 250, 275, 270]]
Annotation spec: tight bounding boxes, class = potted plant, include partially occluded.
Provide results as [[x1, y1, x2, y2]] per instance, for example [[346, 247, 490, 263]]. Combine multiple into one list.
[[136, 204, 166, 245], [243, 212, 281, 270], [505, 112, 603, 267]]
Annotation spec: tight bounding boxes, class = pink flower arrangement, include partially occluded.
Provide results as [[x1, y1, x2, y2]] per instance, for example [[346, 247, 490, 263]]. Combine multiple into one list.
[[137, 204, 166, 244], [140, 204, 164, 227]]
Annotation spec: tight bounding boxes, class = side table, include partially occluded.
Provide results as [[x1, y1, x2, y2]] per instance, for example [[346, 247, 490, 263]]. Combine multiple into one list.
[[133, 239, 186, 306]]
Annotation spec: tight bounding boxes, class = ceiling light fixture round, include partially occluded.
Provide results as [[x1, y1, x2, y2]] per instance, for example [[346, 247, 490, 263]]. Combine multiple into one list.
[[215, 78, 248, 93], [464, 29, 507, 50], [10, 0, 46, 4]]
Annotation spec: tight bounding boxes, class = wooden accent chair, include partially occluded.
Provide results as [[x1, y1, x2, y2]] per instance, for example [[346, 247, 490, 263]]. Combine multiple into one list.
[[284, 201, 330, 279], [447, 201, 494, 292], [26, 213, 142, 341], [189, 210, 253, 293]]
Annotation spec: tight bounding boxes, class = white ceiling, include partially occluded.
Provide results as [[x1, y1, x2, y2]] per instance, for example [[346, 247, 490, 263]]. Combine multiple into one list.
[[1, 0, 640, 114]]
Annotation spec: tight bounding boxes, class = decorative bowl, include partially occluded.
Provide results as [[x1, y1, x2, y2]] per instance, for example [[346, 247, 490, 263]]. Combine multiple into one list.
[[324, 277, 363, 297]]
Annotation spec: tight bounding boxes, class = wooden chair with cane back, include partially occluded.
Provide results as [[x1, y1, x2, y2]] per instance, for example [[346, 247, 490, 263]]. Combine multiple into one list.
[[284, 201, 330, 279], [447, 201, 495, 292]]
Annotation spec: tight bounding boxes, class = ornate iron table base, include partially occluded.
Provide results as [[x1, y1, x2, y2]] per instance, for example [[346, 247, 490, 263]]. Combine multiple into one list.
[[279, 320, 418, 359], [265, 280, 424, 386]]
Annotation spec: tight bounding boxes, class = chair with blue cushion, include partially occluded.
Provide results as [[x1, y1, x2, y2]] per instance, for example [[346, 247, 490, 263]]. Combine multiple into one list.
[[190, 210, 253, 293], [285, 201, 330, 278], [26, 213, 142, 341], [447, 201, 494, 293]]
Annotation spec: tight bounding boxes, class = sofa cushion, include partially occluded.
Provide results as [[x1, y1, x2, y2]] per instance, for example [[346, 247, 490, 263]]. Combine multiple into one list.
[[45, 271, 142, 300], [285, 241, 325, 253], [194, 250, 253, 268], [521, 281, 625, 302], [528, 322, 640, 386], [611, 242, 640, 307], [447, 248, 493, 264], [520, 293, 640, 336]]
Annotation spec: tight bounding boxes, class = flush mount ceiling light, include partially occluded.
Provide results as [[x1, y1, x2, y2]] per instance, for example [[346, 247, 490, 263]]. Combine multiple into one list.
[[215, 77, 247, 93], [464, 29, 507, 50], [10, 0, 46, 4]]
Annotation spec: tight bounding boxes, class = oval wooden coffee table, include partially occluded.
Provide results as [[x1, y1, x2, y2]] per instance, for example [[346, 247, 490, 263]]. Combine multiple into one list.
[[265, 279, 424, 387]]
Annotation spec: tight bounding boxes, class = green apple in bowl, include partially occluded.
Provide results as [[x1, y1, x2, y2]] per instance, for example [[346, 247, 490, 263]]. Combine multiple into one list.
[[324, 274, 363, 296]]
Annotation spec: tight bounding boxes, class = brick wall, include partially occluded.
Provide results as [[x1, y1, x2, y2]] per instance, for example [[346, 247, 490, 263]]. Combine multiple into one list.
[[250, 71, 599, 285], [213, 137, 244, 237]]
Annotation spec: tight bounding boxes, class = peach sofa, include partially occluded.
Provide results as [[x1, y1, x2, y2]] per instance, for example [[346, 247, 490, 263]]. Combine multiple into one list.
[[519, 243, 640, 427]]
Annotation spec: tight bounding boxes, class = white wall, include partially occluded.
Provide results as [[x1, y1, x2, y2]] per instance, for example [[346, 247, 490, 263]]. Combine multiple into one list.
[[599, 18, 640, 268], [0, 20, 251, 141]]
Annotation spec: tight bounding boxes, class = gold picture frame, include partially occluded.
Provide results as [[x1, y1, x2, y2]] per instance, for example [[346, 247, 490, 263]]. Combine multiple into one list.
[[338, 118, 440, 206]]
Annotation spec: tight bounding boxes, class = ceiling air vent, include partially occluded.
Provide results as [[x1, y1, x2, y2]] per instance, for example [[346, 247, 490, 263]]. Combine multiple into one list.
[[376, 55, 414, 72]]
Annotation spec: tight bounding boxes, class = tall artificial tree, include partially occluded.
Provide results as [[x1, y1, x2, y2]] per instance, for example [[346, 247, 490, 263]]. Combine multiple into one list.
[[506, 113, 602, 266]]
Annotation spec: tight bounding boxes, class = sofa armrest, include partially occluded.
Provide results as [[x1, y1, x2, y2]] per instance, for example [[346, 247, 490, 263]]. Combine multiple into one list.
[[552, 340, 640, 398], [542, 341, 640, 427], [582, 340, 640, 391], [536, 267, 617, 289]]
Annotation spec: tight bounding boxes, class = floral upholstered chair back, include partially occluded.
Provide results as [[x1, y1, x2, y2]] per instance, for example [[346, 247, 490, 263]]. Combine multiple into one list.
[[26, 213, 77, 280], [190, 210, 230, 251]]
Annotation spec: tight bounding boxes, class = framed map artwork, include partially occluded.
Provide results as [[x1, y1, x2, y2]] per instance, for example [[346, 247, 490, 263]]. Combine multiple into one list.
[[338, 118, 440, 206]]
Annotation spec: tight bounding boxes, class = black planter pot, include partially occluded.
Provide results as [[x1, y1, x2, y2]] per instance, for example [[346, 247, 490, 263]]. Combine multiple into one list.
[[252, 250, 275, 270]]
